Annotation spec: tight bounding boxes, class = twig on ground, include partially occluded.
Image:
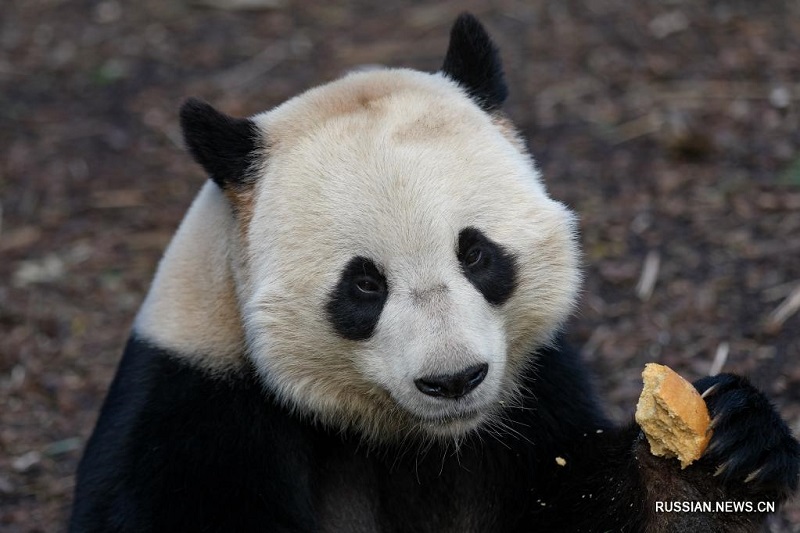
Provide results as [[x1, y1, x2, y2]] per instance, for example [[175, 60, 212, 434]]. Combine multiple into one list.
[[708, 342, 729, 377], [636, 251, 660, 301], [764, 283, 800, 335]]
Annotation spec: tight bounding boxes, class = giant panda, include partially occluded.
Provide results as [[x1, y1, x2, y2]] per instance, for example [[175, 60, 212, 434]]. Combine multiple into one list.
[[70, 14, 799, 533]]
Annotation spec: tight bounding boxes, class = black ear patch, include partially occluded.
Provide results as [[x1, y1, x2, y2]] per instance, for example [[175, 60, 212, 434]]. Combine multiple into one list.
[[457, 227, 517, 305], [180, 98, 260, 189], [441, 13, 508, 112], [326, 257, 389, 341]]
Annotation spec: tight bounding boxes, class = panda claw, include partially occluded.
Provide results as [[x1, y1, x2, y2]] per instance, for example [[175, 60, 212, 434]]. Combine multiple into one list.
[[744, 467, 764, 484], [713, 462, 729, 477], [703, 438, 722, 457], [700, 384, 719, 399]]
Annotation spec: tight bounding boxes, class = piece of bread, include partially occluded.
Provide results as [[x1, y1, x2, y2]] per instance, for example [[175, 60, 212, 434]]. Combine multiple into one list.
[[635, 363, 712, 468]]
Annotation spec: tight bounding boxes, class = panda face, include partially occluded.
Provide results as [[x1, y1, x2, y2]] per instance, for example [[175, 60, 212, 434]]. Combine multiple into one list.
[[319, 224, 519, 435], [237, 69, 580, 440]]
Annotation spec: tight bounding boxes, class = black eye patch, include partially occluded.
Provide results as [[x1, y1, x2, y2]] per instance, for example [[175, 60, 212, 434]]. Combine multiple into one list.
[[326, 257, 389, 341], [457, 227, 517, 305]]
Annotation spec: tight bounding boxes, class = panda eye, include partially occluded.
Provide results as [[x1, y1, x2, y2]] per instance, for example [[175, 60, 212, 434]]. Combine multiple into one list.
[[327, 256, 389, 341], [463, 246, 484, 269], [456, 227, 517, 307], [355, 276, 384, 295]]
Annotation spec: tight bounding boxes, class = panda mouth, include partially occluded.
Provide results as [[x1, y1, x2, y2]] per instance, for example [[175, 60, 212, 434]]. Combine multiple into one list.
[[392, 386, 501, 433], [384, 380, 502, 435], [406, 408, 490, 438], [409, 407, 484, 426]]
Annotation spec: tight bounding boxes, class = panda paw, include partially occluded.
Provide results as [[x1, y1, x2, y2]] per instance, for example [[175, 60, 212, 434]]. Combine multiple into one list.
[[693, 373, 800, 499]]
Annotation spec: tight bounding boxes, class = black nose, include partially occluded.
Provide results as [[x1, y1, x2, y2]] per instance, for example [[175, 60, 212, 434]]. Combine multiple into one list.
[[414, 363, 488, 399]]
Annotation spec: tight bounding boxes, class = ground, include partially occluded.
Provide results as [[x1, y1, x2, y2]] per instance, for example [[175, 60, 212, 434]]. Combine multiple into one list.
[[1, 1, 799, 531]]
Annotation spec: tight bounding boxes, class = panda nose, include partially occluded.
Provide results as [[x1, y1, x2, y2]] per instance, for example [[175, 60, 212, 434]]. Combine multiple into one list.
[[414, 363, 488, 399]]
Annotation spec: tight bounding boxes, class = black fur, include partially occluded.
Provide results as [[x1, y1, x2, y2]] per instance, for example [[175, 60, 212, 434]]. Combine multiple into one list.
[[180, 98, 260, 189], [457, 227, 517, 306], [70, 338, 316, 533], [441, 13, 508, 112], [70, 336, 799, 532], [326, 256, 388, 341]]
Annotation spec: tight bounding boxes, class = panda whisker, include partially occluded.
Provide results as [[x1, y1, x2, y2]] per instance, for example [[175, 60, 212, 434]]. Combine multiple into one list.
[[389, 432, 412, 472], [437, 441, 449, 477], [482, 419, 514, 450], [502, 424, 532, 443], [452, 436, 465, 468], [503, 403, 536, 412], [491, 413, 535, 447], [414, 435, 436, 480], [488, 429, 513, 450]]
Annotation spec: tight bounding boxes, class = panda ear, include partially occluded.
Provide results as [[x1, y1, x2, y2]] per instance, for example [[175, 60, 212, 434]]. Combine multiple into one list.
[[441, 13, 508, 112], [179, 98, 259, 189]]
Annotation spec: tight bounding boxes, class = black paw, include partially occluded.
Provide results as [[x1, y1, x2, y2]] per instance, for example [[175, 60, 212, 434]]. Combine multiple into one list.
[[693, 373, 800, 499]]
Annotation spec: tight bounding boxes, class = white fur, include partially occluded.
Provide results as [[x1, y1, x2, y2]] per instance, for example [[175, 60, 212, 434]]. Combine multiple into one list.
[[136, 68, 580, 440], [134, 182, 246, 373], [242, 69, 580, 439]]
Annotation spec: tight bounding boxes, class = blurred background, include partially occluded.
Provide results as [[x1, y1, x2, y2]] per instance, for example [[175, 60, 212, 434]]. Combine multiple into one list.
[[1, 0, 799, 530]]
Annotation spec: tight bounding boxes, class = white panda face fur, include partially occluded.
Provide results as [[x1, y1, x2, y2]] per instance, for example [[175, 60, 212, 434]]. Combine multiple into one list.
[[142, 15, 580, 442], [235, 67, 580, 440]]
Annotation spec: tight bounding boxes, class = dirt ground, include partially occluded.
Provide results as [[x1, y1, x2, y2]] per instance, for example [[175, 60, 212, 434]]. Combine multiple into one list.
[[1, 0, 799, 531]]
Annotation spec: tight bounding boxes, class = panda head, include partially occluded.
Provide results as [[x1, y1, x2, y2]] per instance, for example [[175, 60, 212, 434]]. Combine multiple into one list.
[[179, 14, 580, 441]]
